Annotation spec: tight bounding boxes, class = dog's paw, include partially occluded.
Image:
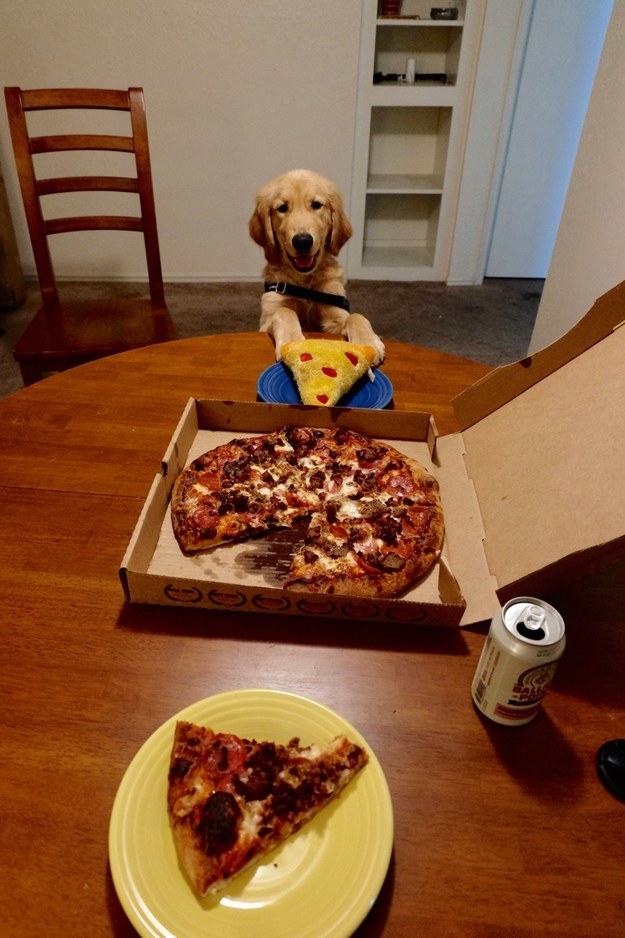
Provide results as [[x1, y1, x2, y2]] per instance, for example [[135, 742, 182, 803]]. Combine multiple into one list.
[[273, 333, 303, 361], [345, 313, 385, 365], [369, 334, 386, 366], [263, 310, 306, 362]]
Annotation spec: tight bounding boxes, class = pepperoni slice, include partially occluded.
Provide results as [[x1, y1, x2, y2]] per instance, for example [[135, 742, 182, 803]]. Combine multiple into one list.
[[321, 367, 337, 378], [345, 352, 358, 366], [300, 353, 313, 362], [316, 394, 329, 404]]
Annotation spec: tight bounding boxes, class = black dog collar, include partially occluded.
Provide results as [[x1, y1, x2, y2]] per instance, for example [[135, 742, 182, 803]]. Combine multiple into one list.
[[264, 281, 350, 312]]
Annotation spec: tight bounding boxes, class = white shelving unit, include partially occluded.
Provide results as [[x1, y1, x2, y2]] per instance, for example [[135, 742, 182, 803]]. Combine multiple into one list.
[[349, 0, 485, 281]]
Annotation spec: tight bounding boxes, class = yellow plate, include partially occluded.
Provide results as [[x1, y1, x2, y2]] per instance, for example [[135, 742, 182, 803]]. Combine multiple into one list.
[[109, 689, 394, 938]]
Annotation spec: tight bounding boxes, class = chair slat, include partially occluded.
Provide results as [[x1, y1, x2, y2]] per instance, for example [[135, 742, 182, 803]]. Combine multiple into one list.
[[19, 88, 133, 111], [36, 176, 139, 195], [30, 134, 134, 154], [44, 216, 144, 234]]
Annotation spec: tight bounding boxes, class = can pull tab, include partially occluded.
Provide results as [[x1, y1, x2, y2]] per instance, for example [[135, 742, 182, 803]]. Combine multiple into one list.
[[515, 605, 547, 642]]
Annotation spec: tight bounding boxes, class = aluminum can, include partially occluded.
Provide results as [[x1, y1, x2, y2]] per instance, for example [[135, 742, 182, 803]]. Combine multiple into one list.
[[471, 597, 565, 725]]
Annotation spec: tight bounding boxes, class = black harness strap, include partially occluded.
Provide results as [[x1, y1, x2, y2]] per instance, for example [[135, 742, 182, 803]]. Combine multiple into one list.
[[264, 281, 350, 312]]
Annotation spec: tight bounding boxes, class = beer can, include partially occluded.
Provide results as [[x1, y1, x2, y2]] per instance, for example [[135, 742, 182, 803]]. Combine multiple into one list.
[[471, 597, 565, 725]]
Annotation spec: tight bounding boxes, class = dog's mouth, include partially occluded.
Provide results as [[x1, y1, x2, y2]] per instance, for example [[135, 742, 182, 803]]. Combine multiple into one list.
[[288, 251, 318, 273]]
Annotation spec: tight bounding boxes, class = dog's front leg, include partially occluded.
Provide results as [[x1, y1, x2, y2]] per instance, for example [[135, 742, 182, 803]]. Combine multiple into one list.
[[260, 296, 305, 360], [344, 312, 386, 365]]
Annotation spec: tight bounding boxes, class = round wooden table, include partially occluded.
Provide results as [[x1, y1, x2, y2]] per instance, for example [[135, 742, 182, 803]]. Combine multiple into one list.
[[2, 333, 625, 938]]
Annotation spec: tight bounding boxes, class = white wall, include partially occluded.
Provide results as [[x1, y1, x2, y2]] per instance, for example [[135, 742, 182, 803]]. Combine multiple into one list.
[[0, 0, 362, 282], [529, 0, 625, 352]]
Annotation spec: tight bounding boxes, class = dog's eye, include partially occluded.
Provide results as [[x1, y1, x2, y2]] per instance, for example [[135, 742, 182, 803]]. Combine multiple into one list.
[[311, 200, 323, 210], [277, 203, 288, 214]]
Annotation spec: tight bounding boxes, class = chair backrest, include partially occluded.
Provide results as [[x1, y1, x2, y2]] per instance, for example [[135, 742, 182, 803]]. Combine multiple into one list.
[[3, 86, 165, 309]]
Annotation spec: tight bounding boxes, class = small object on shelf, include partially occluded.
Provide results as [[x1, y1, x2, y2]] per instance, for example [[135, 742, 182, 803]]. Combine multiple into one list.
[[430, 6, 458, 19], [380, 0, 402, 15], [373, 72, 402, 83], [373, 71, 448, 84]]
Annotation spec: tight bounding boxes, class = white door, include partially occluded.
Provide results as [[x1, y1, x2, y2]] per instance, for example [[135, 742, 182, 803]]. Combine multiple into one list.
[[485, 0, 612, 279]]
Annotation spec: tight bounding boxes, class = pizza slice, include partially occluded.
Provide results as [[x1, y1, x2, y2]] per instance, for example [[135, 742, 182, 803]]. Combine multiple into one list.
[[285, 493, 444, 598], [281, 338, 377, 406], [167, 720, 368, 896]]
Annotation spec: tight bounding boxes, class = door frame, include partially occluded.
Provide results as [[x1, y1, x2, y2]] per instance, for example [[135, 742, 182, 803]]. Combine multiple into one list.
[[447, 0, 534, 284]]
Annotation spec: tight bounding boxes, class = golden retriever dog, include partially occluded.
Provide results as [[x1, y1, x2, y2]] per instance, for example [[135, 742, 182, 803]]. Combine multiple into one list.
[[249, 169, 385, 364]]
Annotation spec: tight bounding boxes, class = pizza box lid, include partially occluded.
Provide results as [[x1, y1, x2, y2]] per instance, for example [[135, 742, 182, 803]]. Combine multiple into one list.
[[441, 279, 625, 625]]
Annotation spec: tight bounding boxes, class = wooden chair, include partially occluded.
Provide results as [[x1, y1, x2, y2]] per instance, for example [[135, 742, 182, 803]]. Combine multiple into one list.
[[3, 86, 176, 385]]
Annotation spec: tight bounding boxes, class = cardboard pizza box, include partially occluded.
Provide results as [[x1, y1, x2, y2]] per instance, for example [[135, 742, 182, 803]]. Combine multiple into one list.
[[120, 401, 466, 626], [120, 281, 625, 627]]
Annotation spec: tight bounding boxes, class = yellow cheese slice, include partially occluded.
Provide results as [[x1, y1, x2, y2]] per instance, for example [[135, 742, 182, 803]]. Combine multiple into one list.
[[281, 339, 376, 406]]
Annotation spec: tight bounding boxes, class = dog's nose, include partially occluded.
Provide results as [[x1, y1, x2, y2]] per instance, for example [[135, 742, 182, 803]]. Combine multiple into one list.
[[292, 233, 314, 254]]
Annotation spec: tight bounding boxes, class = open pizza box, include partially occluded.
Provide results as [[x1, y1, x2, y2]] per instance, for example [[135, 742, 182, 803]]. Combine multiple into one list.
[[120, 281, 625, 627]]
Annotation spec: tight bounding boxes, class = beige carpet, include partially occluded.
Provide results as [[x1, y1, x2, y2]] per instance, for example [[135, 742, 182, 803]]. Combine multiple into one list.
[[0, 277, 543, 398]]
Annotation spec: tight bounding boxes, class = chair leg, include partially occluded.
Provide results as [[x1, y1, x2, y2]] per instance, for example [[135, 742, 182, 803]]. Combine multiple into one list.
[[18, 362, 42, 386]]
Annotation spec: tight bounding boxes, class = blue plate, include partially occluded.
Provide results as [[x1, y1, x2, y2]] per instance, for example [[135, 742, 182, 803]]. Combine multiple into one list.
[[257, 362, 394, 409]]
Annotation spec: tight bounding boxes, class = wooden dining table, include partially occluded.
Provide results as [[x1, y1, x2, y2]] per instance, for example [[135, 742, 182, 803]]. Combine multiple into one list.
[[2, 331, 625, 938]]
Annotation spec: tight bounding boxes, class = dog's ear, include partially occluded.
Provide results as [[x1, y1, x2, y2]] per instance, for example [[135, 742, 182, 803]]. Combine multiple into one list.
[[249, 192, 281, 264], [327, 188, 353, 256]]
